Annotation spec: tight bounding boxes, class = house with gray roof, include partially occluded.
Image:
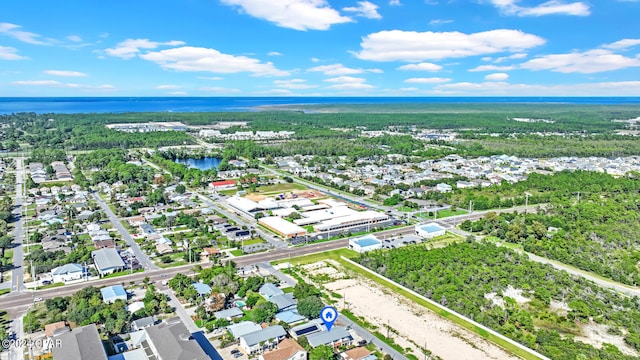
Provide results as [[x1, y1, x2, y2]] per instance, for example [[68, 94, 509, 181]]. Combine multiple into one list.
[[268, 293, 297, 312], [307, 327, 353, 348], [240, 325, 287, 354], [131, 316, 157, 332], [214, 307, 244, 320], [50, 263, 84, 283], [92, 248, 125, 276], [52, 324, 107, 360], [137, 318, 209, 360], [227, 321, 262, 339], [259, 283, 283, 299]]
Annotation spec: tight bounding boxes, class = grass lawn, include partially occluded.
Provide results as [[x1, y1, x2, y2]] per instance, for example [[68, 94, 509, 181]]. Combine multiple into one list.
[[435, 209, 467, 218], [0, 289, 10, 296], [397, 206, 416, 212], [242, 238, 265, 246], [3, 249, 13, 262], [426, 233, 464, 248], [219, 189, 237, 196], [35, 282, 65, 290], [251, 182, 306, 194], [230, 249, 243, 256], [272, 248, 358, 266], [102, 269, 145, 278], [78, 234, 91, 241]]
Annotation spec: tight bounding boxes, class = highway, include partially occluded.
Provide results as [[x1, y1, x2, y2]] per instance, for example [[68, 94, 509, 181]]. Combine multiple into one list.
[[0, 226, 414, 311]]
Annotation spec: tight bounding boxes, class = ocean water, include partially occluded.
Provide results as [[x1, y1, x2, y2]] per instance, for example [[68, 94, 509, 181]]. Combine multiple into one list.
[[0, 97, 638, 114]]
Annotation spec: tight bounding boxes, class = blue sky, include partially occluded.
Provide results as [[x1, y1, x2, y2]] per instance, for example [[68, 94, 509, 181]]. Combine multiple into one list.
[[0, 0, 639, 96]]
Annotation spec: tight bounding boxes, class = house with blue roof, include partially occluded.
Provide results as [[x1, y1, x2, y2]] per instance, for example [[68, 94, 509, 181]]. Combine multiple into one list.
[[275, 310, 305, 325], [192, 283, 212, 297], [101, 285, 127, 304]]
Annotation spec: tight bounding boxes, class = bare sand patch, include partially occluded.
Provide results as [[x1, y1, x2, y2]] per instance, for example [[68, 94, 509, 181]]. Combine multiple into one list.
[[321, 266, 519, 360], [575, 322, 638, 357]]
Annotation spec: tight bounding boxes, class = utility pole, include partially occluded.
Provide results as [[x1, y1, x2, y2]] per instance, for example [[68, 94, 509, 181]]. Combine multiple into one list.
[[577, 191, 580, 203], [525, 192, 531, 214], [468, 200, 473, 214]]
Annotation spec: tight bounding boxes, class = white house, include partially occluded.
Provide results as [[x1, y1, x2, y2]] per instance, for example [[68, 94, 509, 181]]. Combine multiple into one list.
[[435, 183, 453, 193], [50, 263, 84, 283], [240, 326, 287, 354]]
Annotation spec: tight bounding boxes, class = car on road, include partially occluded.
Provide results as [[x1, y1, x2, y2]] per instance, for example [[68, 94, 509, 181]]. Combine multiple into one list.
[[34, 297, 43, 302], [358, 340, 368, 346]]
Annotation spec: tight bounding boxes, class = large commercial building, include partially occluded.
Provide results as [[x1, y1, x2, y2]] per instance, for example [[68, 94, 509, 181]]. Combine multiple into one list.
[[259, 216, 307, 239], [415, 223, 446, 239], [349, 235, 382, 253]]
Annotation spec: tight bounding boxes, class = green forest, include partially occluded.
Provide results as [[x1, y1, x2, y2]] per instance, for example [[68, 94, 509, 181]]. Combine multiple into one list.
[[457, 171, 640, 285], [357, 241, 640, 360]]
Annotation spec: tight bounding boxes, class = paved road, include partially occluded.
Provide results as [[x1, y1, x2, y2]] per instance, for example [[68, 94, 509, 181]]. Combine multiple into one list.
[[163, 288, 200, 333], [337, 314, 408, 360], [10, 157, 26, 293], [6, 313, 24, 360], [92, 192, 157, 270]]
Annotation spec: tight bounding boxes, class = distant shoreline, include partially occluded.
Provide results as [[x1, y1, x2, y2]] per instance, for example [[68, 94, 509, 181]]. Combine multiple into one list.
[[0, 96, 638, 115]]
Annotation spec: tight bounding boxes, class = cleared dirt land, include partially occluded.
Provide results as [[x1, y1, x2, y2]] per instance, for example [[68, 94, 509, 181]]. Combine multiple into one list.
[[305, 261, 519, 360]]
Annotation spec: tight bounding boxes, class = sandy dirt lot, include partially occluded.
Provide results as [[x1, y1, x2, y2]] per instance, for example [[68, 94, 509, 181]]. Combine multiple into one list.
[[310, 261, 519, 360]]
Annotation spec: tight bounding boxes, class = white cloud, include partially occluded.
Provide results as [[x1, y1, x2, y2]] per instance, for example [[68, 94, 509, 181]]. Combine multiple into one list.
[[105, 38, 185, 59], [43, 70, 87, 77], [274, 78, 318, 89], [389, 0, 402, 5], [311, 57, 320, 62], [324, 76, 367, 83], [354, 29, 545, 61], [323, 76, 374, 90], [67, 35, 82, 42], [602, 39, 640, 50], [493, 53, 527, 63], [200, 86, 241, 93], [327, 82, 375, 90], [490, 0, 590, 16], [435, 80, 640, 96], [485, 72, 510, 81], [404, 77, 451, 83], [220, 0, 352, 31], [343, 1, 382, 19], [197, 76, 224, 80], [468, 64, 516, 72], [520, 49, 640, 73], [268, 51, 283, 56], [156, 85, 181, 89], [397, 62, 442, 71], [11, 80, 115, 89], [400, 87, 419, 91], [140, 46, 289, 76], [0, 46, 28, 60], [0, 23, 47, 45], [99, 32, 109, 38], [429, 19, 453, 26], [308, 63, 381, 75]]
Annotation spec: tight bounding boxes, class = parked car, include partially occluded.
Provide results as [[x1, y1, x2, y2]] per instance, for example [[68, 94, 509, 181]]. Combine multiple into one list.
[[41, 280, 52, 285], [34, 297, 43, 302], [230, 349, 240, 355]]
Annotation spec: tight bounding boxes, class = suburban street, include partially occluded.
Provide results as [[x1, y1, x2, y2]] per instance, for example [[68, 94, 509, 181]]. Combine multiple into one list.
[[92, 192, 158, 270], [9, 157, 26, 293]]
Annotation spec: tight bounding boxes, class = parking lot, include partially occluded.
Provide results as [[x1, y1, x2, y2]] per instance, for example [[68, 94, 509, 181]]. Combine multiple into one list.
[[210, 338, 245, 360]]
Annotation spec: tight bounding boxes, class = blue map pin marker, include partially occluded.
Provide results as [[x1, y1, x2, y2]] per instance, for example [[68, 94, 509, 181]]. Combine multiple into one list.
[[320, 306, 338, 331]]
